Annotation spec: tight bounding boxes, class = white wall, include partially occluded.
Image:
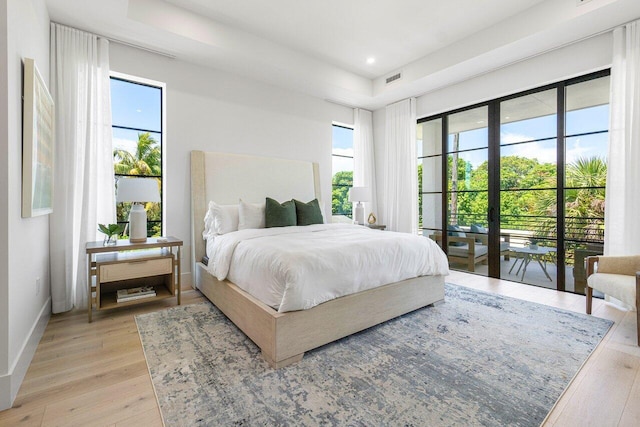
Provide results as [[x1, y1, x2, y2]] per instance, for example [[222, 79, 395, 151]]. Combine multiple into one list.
[[0, 1, 9, 403], [109, 44, 353, 280], [0, 0, 51, 410], [373, 32, 613, 227]]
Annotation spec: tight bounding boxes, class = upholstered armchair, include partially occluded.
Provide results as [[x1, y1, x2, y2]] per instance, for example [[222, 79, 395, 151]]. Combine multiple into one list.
[[586, 255, 640, 345]]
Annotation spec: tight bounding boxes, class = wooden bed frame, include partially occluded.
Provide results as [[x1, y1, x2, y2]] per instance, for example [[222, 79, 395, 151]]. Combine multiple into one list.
[[190, 150, 445, 368]]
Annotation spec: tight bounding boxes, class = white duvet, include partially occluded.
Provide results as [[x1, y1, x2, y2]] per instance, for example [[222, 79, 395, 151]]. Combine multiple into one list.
[[205, 223, 449, 312]]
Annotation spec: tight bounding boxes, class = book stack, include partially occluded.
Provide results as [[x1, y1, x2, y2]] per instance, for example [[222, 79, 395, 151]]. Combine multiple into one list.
[[116, 286, 156, 303]]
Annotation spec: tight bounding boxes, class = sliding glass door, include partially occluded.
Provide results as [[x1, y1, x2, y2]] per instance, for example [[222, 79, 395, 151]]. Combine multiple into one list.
[[563, 76, 609, 294], [417, 119, 443, 246], [417, 71, 610, 294], [446, 107, 489, 276], [499, 89, 558, 287]]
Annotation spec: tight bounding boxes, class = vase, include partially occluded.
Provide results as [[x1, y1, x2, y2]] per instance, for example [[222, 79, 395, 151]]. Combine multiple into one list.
[[103, 235, 117, 246], [367, 212, 377, 225]]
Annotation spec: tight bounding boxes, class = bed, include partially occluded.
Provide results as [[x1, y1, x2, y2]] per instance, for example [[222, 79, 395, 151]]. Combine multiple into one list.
[[191, 150, 447, 368]]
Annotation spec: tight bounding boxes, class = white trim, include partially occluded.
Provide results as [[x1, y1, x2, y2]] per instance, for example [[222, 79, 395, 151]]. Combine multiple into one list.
[[0, 297, 50, 410]]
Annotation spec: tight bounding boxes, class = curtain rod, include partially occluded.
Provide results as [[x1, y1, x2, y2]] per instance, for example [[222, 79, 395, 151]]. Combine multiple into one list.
[[51, 21, 177, 59]]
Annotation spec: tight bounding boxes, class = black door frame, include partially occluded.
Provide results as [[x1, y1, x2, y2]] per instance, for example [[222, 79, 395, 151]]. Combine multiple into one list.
[[419, 69, 610, 289]]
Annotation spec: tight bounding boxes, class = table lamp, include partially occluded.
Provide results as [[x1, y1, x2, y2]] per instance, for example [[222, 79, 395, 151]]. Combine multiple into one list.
[[348, 186, 370, 225], [116, 177, 161, 243]]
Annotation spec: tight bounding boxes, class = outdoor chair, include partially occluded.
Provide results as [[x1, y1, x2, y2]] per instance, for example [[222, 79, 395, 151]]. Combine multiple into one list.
[[430, 230, 510, 272], [586, 255, 640, 346]]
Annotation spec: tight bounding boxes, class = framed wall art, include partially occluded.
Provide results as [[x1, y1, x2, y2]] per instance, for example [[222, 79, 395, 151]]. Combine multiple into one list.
[[22, 57, 55, 218]]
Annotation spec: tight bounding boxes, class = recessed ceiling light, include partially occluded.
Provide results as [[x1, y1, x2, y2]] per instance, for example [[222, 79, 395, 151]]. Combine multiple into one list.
[[366, 57, 375, 65]]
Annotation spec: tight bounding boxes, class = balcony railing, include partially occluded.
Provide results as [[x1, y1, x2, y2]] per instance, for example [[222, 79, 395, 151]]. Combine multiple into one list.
[[423, 212, 604, 267]]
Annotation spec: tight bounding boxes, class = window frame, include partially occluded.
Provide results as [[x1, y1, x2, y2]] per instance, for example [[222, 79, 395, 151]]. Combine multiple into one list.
[[331, 123, 355, 219], [110, 71, 167, 236], [417, 69, 610, 291]]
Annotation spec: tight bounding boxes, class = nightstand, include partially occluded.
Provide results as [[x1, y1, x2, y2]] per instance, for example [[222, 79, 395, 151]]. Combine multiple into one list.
[[367, 224, 386, 230], [86, 236, 183, 322]]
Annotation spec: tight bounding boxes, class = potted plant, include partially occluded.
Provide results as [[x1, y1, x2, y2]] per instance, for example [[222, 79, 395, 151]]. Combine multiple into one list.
[[528, 238, 539, 250], [99, 223, 125, 246]]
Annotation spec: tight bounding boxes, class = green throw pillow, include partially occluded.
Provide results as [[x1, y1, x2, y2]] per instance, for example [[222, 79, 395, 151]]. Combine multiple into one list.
[[265, 197, 297, 228], [294, 199, 324, 226]]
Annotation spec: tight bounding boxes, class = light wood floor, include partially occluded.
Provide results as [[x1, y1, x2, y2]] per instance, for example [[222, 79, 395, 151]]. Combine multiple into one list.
[[1, 273, 639, 427]]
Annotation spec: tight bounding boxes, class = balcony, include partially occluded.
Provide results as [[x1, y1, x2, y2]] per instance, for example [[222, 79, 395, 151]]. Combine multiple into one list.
[[427, 213, 604, 294]]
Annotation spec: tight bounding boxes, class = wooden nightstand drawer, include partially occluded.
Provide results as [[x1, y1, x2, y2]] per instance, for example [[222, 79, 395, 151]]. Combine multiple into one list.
[[99, 257, 172, 283]]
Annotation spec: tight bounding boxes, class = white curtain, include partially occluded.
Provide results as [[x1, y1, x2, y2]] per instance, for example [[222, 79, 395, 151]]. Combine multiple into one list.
[[382, 98, 417, 233], [605, 20, 640, 256], [49, 23, 116, 313], [353, 108, 378, 221]]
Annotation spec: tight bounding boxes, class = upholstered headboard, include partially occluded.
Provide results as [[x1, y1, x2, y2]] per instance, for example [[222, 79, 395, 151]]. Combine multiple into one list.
[[190, 151, 321, 267]]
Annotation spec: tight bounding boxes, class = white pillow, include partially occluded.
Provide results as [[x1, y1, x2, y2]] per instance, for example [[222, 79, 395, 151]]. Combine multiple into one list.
[[205, 201, 239, 235], [238, 199, 265, 230], [203, 205, 215, 239]]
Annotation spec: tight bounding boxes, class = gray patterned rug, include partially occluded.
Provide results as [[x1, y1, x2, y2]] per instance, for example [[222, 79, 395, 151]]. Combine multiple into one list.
[[135, 284, 612, 427]]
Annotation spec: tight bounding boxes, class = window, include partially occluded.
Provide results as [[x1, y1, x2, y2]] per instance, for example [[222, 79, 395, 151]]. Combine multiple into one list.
[[331, 124, 354, 220], [110, 74, 164, 238], [417, 70, 610, 294]]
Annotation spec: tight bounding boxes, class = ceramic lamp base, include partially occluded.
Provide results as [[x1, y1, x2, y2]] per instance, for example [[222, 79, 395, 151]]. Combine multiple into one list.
[[354, 202, 364, 225], [128, 203, 148, 243]]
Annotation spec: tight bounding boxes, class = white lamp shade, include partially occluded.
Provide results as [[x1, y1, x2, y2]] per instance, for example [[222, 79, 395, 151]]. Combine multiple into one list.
[[348, 186, 370, 203], [116, 178, 160, 243], [116, 178, 161, 203]]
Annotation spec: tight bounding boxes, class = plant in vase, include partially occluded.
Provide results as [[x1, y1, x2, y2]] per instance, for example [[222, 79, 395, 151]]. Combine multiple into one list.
[[528, 238, 539, 250], [99, 223, 125, 246]]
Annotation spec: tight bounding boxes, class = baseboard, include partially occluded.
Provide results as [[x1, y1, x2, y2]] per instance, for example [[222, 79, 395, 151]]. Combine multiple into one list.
[[0, 297, 51, 411], [181, 271, 193, 290]]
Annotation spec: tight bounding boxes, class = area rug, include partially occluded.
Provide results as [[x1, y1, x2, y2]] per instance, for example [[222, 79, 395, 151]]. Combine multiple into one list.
[[135, 284, 612, 426]]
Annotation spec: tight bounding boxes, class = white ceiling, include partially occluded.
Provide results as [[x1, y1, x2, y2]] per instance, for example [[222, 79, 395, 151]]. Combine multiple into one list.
[[45, 0, 640, 110], [163, 0, 547, 79]]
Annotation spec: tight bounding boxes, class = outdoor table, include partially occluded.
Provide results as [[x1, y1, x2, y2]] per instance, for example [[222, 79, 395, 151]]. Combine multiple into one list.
[[508, 246, 557, 282]]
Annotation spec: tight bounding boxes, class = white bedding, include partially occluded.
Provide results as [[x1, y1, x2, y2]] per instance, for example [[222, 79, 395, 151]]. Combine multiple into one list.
[[205, 223, 449, 312]]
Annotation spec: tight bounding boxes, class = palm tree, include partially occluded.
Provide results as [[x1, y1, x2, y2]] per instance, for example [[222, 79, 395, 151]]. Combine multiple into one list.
[[564, 156, 606, 242], [113, 133, 162, 237], [532, 156, 607, 251], [113, 132, 161, 176]]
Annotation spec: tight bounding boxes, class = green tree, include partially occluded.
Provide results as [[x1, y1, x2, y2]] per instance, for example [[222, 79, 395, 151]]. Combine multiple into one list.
[[422, 149, 606, 267], [539, 156, 606, 242], [332, 171, 353, 216], [113, 132, 162, 237], [113, 132, 161, 176]]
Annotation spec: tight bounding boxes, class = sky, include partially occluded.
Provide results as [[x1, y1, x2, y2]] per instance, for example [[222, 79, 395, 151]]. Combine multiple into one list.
[[332, 125, 354, 173], [420, 104, 609, 169], [113, 78, 608, 181], [110, 78, 162, 154]]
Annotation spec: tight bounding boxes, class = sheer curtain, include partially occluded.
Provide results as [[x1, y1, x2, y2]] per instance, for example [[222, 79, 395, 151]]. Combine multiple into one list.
[[382, 98, 417, 233], [49, 23, 116, 313], [353, 108, 378, 221], [605, 20, 640, 256]]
